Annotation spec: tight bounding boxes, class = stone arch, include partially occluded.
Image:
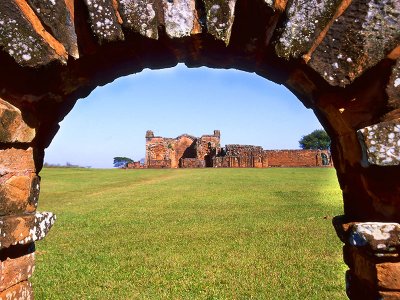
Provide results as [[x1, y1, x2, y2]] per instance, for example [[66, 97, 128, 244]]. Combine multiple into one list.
[[0, 0, 399, 299]]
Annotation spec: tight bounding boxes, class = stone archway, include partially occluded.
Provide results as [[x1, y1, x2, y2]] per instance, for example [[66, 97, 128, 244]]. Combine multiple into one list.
[[0, 0, 399, 299]]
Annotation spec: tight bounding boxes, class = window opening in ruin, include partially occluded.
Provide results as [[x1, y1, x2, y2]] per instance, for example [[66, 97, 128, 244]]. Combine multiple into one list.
[[321, 153, 330, 166]]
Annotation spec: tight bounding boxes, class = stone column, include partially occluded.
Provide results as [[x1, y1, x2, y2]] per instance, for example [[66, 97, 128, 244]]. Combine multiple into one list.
[[0, 99, 55, 299], [334, 217, 400, 299], [332, 118, 400, 300]]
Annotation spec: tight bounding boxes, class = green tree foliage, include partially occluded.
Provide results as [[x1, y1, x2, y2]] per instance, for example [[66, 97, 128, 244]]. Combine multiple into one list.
[[113, 157, 134, 168], [299, 129, 331, 150]]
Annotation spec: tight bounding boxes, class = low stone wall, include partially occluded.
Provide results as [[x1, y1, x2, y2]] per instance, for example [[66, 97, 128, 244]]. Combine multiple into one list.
[[146, 160, 171, 169], [265, 150, 331, 167], [180, 158, 206, 168], [126, 162, 145, 169], [213, 155, 268, 168]]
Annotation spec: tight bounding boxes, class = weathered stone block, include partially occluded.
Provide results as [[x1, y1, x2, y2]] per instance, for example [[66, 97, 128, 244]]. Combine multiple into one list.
[[163, 0, 196, 38], [344, 245, 400, 290], [0, 173, 39, 216], [378, 291, 400, 300], [204, 0, 237, 45], [358, 119, 400, 166], [334, 217, 400, 255], [0, 251, 35, 292], [0, 212, 56, 249], [0, 99, 36, 143], [0, 148, 36, 174], [349, 222, 400, 252], [275, 0, 342, 59], [118, 0, 159, 39], [309, 0, 400, 86], [0, 1, 66, 67], [27, 0, 79, 58], [83, 0, 125, 43], [0, 280, 32, 300], [387, 59, 400, 110]]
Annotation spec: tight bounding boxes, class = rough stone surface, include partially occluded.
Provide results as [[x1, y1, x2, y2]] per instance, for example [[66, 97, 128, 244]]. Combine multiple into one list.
[[0, 148, 36, 175], [163, 0, 196, 38], [0, 173, 39, 216], [204, 0, 237, 44], [334, 217, 400, 255], [26, 0, 79, 58], [344, 245, 400, 291], [0, 280, 33, 300], [83, 0, 125, 43], [118, 0, 159, 39], [309, 0, 400, 86], [358, 119, 400, 166], [0, 212, 56, 250], [378, 291, 400, 300], [387, 59, 400, 111], [349, 222, 400, 252], [0, 99, 36, 143], [0, 1, 65, 67], [0, 251, 35, 292], [276, 0, 342, 59]]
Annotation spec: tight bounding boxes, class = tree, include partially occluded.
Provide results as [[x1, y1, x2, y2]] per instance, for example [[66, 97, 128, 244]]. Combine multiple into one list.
[[299, 129, 330, 150], [113, 157, 134, 168]]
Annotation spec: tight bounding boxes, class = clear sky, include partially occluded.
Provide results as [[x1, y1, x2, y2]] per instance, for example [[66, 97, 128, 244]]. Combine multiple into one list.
[[44, 63, 323, 168]]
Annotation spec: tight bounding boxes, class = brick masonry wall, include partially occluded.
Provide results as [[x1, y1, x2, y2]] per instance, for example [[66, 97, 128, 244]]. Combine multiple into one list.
[[265, 150, 331, 167], [180, 158, 206, 168]]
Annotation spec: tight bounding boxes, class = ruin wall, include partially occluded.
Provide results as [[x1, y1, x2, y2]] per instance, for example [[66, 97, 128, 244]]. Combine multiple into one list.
[[180, 159, 206, 168], [265, 150, 331, 167]]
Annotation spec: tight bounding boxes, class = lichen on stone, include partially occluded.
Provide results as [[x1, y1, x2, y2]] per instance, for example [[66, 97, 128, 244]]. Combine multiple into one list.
[[83, 0, 125, 43], [358, 119, 400, 166], [386, 59, 400, 110], [0, 2, 59, 67], [118, 0, 159, 39], [275, 0, 342, 59], [204, 0, 237, 45], [163, 0, 196, 38], [349, 222, 400, 252], [309, 0, 400, 87], [26, 0, 79, 58]]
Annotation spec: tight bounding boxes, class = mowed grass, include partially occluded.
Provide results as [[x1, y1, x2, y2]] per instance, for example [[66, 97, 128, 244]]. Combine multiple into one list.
[[32, 168, 346, 299]]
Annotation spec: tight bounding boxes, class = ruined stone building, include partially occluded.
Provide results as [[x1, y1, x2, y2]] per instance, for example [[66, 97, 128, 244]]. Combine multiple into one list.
[[143, 130, 331, 169], [145, 130, 221, 168]]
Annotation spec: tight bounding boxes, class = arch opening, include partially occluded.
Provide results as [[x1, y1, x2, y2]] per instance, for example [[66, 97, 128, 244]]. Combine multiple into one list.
[[32, 65, 345, 299], [0, 0, 399, 299]]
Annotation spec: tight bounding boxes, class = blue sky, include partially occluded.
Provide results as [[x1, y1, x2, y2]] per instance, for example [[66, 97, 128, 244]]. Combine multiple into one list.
[[44, 63, 323, 168]]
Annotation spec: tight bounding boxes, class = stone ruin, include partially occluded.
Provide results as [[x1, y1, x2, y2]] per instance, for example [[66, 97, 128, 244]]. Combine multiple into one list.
[[145, 129, 221, 168], [142, 130, 331, 168], [0, 0, 398, 299]]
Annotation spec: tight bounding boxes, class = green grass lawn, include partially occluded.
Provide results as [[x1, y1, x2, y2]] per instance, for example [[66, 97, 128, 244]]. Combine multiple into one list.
[[32, 168, 347, 299]]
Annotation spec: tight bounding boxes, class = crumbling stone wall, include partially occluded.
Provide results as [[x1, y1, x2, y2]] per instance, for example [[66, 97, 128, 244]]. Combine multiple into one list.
[[145, 130, 219, 168], [265, 149, 332, 167], [0, 0, 398, 298], [214, 144, 269, 168], [180, 158, 206, 168]]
